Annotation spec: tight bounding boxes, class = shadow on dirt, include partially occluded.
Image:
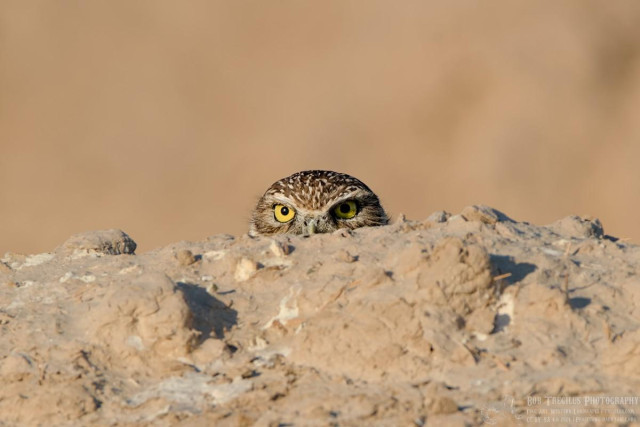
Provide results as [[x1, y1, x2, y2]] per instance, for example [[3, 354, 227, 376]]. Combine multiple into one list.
[[176, 282, 238, 341]]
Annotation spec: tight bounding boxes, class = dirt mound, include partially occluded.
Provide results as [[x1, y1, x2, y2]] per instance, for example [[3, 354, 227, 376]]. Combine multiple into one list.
[[1, 206, 639, 425]]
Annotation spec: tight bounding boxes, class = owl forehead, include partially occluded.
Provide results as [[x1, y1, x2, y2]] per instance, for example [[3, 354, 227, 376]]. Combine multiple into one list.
[[264, 170, 367, 210]]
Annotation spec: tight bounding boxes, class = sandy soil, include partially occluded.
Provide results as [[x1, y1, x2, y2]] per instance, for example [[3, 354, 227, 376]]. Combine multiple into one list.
[[1, 207, 638, 425]]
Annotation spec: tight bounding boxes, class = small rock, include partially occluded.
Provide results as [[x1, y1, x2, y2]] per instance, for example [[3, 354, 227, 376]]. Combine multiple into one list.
[[426, 211, 450, 223], [334, 249, 357, 263], [333, 229, 354, 238], [1, 253, 55, 271], [446, 214, 467, 225], [549, 215, 604, 239], [0, 312, 13, 324], [234, 257, 258, 282], [465, 308, 496, 335], [57, 229, 137, 256], [270, 240, 292, 257], [59, 272, 73, 283], [1, 252, 26, 270], [190, 338, 226, 366], [176, 249, 197, 266], [425, 396, 459, 414], [0, 353, 35, 382], [23, 253, 55, 267], [393, 213, 407, 224], [0, 261, 11, 273], [203, 250, 226, 260], [461, 205, 512, 225]]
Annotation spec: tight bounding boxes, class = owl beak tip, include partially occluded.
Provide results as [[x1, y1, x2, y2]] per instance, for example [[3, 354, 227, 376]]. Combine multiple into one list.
[[305, 219, 318, 236]]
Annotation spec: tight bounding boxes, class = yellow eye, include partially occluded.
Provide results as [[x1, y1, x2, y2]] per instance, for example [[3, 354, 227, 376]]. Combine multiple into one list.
[[333, 200, 357, 219], [274, 204, 295, 223]]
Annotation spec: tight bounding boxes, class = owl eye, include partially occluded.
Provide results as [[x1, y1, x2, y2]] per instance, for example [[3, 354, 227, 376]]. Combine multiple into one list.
[[333, 200, 358, 219], [273, 204, 296, 223]]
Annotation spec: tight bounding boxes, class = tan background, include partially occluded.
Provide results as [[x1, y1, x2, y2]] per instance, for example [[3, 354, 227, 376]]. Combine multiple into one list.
[[1, 1, 639, 255]]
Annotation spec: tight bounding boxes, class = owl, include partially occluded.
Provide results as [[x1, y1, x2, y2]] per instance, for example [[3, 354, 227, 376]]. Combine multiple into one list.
[[250, 170, 388, 236]]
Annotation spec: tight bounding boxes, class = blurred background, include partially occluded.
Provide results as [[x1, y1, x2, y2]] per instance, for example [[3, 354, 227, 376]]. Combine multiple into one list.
[[2, 1, 640, 254]]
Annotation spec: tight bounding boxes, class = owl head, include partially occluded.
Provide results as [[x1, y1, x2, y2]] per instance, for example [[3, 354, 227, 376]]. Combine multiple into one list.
[[249, 170, 388, 236]]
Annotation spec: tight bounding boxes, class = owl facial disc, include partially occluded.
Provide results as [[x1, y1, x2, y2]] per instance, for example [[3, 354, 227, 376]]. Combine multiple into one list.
[[249, 170, 388, 236]]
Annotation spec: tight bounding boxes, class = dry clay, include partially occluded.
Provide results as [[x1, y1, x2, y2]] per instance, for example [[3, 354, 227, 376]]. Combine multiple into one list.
[[0, 206, 639, 425]]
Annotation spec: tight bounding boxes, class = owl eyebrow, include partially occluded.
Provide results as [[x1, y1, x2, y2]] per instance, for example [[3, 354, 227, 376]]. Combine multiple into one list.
[[268, 194, 296, 206], [332, 188, 365, 200]]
